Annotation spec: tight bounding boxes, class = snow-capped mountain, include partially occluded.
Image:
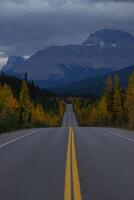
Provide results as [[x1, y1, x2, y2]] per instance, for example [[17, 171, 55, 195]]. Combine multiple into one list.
[[5, 29, 134, 87], [83, 29, 134, 48]]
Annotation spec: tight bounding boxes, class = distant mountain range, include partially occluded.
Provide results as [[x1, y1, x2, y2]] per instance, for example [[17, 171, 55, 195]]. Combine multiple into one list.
[[53, 65, 134, 96], [2, 29, 134, 89]]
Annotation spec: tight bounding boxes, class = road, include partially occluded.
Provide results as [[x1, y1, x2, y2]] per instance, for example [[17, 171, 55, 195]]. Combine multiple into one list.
[[0, 104, 134, 199]]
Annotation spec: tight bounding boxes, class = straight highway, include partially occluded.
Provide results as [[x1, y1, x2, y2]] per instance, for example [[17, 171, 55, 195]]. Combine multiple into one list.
[[0, 104, 134, 199]]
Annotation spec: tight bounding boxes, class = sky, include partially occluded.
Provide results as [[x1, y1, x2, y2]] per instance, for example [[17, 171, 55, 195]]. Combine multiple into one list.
[[0, 0, 134, 68]]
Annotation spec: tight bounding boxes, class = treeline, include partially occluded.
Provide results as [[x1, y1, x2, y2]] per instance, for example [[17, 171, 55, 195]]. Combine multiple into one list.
[[73, 71, 134, 129], [0, 73, 65, 133]]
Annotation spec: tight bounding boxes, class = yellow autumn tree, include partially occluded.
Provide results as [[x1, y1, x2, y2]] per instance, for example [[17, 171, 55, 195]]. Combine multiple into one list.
[[45, 113, 60, 127], [104, 76, 114, 124], [31, 104, 45, 126], [104, 75, 113, 97], [113, 75, 123, 126], [0, 84, 19, 131], [0, 84, 18, 115], [97, 96, 109, 126], [89, 107, 97, 126], [125, 71, 134, 128], [19, 81, 32, 126]]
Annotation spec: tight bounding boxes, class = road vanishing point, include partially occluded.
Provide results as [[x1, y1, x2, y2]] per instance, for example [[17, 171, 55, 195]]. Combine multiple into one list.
[[0, 104, 134, 200]]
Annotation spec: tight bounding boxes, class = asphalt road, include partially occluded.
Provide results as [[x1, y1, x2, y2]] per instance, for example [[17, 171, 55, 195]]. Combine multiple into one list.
[[0, 128, 68, 200], [0, 104, 134, 199]]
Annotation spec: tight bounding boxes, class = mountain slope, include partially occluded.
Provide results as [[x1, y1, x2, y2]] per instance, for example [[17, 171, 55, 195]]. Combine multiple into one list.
[[11, 29, 134, 87], [2, 56, 25, 72], [53, 65, 134, 96]]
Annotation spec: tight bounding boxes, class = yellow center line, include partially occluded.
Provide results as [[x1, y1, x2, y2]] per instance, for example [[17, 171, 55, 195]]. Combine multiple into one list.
[[71, 127, 82, 200], [64, 127, 72, 200], [64, 126, 82, 200]]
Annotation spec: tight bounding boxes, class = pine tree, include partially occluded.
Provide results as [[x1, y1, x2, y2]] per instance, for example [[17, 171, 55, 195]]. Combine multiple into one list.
[[125, 71, 134, 128], [113, 75, 123, 127]]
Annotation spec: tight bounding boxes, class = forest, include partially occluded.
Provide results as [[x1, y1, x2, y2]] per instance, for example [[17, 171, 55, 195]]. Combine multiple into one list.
[[0, 72, 65, 133], [1, 70, 134, 133], [73, 71, 134, 129]]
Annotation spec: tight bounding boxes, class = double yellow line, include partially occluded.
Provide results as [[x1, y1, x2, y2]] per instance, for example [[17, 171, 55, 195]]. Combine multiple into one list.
[[64, 127, 82, 200]]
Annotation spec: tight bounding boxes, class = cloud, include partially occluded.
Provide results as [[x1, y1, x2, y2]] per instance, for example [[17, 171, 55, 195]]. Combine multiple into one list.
[[0, 57, 8, 69], [0, 0, 133, 67]]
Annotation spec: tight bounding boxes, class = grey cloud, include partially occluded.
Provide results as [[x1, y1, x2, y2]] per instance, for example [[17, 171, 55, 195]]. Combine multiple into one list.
[[0, 0, 133, 65], [86, 0, 134, 1], [0, 0, 134, 5]]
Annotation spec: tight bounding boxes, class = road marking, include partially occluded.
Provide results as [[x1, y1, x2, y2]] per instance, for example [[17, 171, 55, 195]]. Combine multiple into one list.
[[0, 129, 42, 149], [64, 127, 72, 200], [64, 127, 82, 200], [71, 127, 82, 200], [103, 128, 134, 143]]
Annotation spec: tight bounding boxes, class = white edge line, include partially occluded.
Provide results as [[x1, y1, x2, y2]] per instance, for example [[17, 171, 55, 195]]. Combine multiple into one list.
[[0, 129, 41, 149], [103, 128, 134, 143]]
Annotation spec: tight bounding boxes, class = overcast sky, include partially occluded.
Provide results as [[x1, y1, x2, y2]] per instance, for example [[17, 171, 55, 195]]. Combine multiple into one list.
[[0, 0, 134, 67]]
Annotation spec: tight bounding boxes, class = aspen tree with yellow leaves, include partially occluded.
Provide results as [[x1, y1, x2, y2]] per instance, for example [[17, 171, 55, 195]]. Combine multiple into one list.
[[73, 72, 134, 129], [0, 73, 65, 133], [103, 76, 114, 125], [113, 75, 123, 127], [125, 71, 134, 128], [19, 81, 32, 126], [89, 107, 97, 126], [97, 96, 109, 126], [31, 104, 45, 126], [0, 84, 19, 131], [0, 84, 17, 114]]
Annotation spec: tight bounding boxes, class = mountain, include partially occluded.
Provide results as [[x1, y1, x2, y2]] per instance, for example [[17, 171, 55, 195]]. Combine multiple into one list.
[[83, 29, 134, 47], [53, 65, 134, 96], [34, 66, 112, 88], [9, 29, 134, 87], [2, 56, 25, 72]]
